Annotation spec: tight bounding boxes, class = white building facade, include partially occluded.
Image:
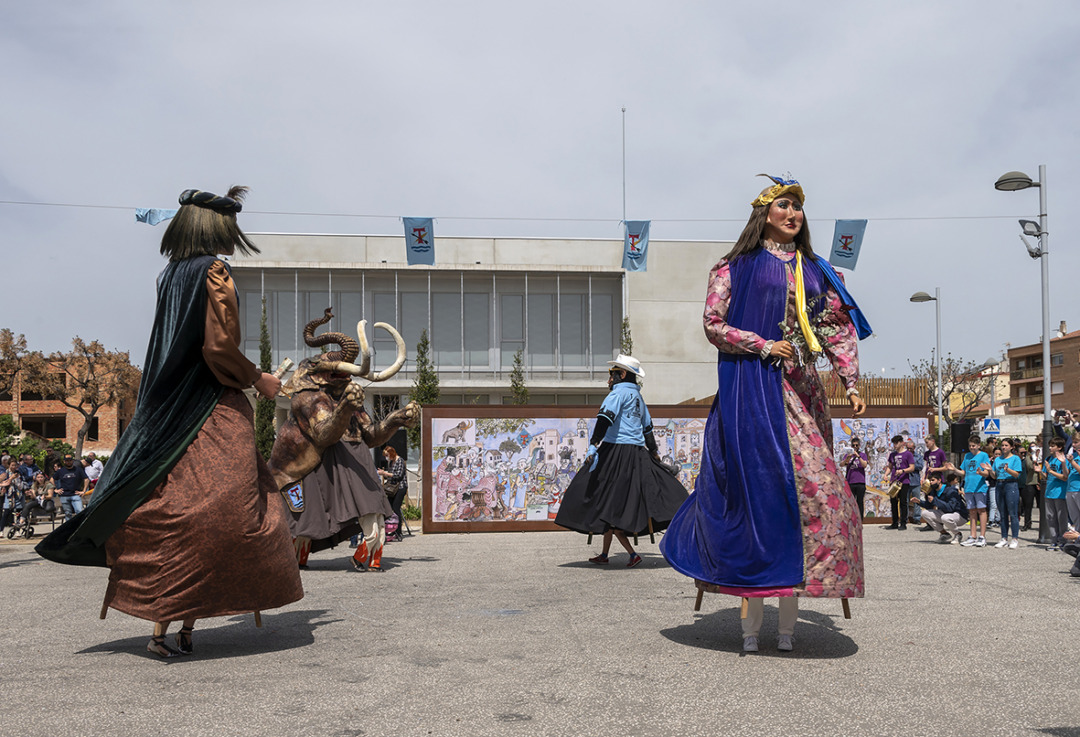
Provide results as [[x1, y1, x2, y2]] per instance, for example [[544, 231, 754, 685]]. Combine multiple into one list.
[[230, 233, 727, 408]]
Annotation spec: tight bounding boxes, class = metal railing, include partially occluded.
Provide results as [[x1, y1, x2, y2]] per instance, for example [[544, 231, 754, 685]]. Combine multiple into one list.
[[1010, 367, 1043, 380], [823, 375, 929, 407]]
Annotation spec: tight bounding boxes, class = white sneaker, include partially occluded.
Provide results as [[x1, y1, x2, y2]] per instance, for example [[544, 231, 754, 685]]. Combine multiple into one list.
[[951, 532, 964, 545], [975, 537, 986, 547], [994, 539, 1008, 548], [1008, 539, 1018, 549], [777, 634, 794, 652], [743, 635, 759, 652], [960, 536, 977, 547]]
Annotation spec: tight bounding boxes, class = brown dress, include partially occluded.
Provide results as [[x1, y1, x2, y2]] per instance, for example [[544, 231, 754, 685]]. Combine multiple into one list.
[[102, 262, 303, 622]]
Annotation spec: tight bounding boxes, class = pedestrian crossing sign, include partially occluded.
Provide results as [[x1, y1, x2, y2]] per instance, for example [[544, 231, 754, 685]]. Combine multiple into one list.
[[982, 418, 1001, 435]]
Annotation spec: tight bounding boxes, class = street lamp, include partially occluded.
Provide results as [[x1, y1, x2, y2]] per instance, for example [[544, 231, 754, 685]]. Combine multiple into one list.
[[996, 165, 1051, 543], [910, 289, 943, 439]]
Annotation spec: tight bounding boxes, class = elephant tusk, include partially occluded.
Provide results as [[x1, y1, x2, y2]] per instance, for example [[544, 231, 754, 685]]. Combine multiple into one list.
[[356, 320, 372, 377], [366, 322, 407, 382], [321, 360, 365, 376]]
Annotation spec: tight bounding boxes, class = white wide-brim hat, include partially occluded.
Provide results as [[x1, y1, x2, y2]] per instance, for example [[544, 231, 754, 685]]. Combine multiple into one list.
[[608, 354, 644, 377]]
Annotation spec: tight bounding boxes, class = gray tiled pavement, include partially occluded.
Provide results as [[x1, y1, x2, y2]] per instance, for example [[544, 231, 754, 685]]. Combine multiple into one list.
[[1, 523, 1078, 737]]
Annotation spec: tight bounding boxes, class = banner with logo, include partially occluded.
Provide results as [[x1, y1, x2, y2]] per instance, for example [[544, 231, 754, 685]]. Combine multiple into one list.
[[828, 219, 867, 270], [622, 220, 650, 272], [403, 217, 435, 265]]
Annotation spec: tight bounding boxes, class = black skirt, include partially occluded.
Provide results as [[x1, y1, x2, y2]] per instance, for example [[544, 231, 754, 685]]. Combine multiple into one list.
[[555, 443, 689, 536]]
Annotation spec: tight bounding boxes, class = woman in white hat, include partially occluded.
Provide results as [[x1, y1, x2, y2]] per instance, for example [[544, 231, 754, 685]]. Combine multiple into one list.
[[554, 354, 688, 566]]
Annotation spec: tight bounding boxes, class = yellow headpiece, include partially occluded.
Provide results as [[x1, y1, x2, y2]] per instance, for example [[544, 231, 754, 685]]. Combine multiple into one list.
[[750, 173, 805, 208]]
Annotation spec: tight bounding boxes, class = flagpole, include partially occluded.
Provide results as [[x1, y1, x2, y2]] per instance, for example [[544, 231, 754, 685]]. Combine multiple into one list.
[[621, 106, 628, 320]]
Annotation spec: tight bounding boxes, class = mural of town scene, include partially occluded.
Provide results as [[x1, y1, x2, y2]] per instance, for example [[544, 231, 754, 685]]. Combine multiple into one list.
[[831, 417, 930, 518], [429, 416, 706, 523]]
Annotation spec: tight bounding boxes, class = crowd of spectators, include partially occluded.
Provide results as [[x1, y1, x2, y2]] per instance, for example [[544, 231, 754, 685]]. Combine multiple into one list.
[[886, 415, 1080, 577], [0, 451, 102, 534]]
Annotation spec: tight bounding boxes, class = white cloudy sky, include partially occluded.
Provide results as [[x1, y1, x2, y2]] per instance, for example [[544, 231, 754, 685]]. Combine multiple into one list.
[[2, 1, 1078, 378]]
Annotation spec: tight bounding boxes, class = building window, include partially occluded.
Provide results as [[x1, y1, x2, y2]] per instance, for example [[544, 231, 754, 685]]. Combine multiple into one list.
[[87, 417, 99, 442], [500, 294, 524, 368], [1052, 381, 1064, 395], [1051, 353, 1064, 367], [21, 415, 66, 439]]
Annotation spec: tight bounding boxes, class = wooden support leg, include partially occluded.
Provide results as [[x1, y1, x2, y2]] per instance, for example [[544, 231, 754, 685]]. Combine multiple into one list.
[[740, 597, 749, 619], [841, 598, 851, 620], [254, 611, 263, 628], [633, 534, 639, 546], [587, 533, 593, 546], [648, 518, 655, 545], [99, 596, 109, 620], [693, 588, 704, 612]]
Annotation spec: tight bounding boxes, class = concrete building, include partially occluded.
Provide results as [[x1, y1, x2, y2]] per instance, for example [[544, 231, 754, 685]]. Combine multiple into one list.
[[230, 233, 728, 410], [1008, 322, 1080, 415]]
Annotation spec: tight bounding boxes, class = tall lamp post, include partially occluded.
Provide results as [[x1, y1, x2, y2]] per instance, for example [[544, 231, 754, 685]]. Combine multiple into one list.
[[996, 165, 1051, 544], [910, 289, 943, 440]]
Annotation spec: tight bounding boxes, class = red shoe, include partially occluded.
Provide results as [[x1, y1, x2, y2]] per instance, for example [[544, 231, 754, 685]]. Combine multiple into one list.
[[588, 554, 609, 564], [627, 554, 642, 568]]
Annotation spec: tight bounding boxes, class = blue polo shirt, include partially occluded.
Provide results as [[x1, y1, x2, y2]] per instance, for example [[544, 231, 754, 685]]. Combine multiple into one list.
[[598, 382, 652, 446], [1067, 454, 1080, 494], [961, 451, 990, 495]]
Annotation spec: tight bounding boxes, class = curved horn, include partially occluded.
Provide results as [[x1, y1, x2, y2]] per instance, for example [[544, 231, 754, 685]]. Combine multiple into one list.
[[319, 360, 364, 376], [366, 322, 407, 382], [355, 320, 372, 377], [303, 307, 359, 363]]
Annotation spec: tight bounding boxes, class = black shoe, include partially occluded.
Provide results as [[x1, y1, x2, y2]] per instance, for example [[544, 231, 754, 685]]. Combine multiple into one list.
[[918, 524, 934, 532], [175, 626, 194, 655], [884, 524, 898, 530], [898, 525, 908, 530]]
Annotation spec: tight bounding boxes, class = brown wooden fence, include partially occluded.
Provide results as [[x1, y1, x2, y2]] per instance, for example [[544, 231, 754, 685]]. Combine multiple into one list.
[[822, 373, 929, 407]]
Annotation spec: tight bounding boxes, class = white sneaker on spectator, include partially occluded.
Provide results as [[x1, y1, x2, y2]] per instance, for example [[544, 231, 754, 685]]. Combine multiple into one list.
[[777, 635, 794, 652], [1008, 539, 1019, 549], [951, 532, 964, 545], [743, 636, 759, 652], [960, 536, 978, 547], [975, 537, 986, 547], [994, 539, 1008, 548]]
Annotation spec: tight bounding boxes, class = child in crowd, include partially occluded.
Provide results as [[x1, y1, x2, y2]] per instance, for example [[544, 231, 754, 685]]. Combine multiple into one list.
[[1043, 436, 1069, 551], [1067, 434, 1080, 533], [988, 438, 1022, 549], [950, 436, 990, 547]]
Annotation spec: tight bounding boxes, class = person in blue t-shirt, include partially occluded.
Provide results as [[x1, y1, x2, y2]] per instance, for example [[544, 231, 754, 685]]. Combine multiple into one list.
[[989, 438, 1023, 549], [949, 436, 990, 547], [1066, 434, 1080, 538], [554, 355, 689, 567], [1044, 436, 1070, 550]]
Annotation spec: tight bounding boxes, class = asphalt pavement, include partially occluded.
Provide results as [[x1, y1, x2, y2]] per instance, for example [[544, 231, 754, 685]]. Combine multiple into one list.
[[2, 522, 1078, 737]]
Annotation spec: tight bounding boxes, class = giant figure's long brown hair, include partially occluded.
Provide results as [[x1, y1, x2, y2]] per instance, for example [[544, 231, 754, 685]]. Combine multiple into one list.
[[160, 185, 261, 261]]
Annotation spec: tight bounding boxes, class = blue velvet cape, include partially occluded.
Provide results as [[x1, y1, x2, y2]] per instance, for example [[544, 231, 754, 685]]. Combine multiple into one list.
[[660, 248, 834, 588], [36, 255, 226, 567]]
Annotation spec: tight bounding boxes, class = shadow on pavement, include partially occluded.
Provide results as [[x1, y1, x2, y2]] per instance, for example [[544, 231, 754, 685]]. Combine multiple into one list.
[[660, 605, 859, 659], [301, 554, 440, 573], [76, 608, 340, 661], [557, 552, 666, 569]]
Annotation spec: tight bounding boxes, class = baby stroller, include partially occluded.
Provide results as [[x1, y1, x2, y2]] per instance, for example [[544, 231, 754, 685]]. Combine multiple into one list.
[[384, 514, 400, 541]]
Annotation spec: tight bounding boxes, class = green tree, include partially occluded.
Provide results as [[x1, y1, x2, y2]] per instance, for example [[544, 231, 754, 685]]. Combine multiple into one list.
[[255, 296, 276, 460], [0, 329, 28, 399], [509, 349, 528, 404], [407, 329, 439, 450], [620, 316, 633, 356]]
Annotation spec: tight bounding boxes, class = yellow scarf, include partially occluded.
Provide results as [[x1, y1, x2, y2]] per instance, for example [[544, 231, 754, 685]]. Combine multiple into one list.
[[794, 251, 822, 353]]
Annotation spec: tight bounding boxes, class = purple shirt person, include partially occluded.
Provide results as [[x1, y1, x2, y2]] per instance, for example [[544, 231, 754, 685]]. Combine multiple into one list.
[[923, 437, 947, 481]]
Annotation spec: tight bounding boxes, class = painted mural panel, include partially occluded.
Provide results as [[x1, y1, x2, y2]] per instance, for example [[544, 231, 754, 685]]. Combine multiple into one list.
[[831, 416, 931, 519], [428, 415, 706, 526]]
